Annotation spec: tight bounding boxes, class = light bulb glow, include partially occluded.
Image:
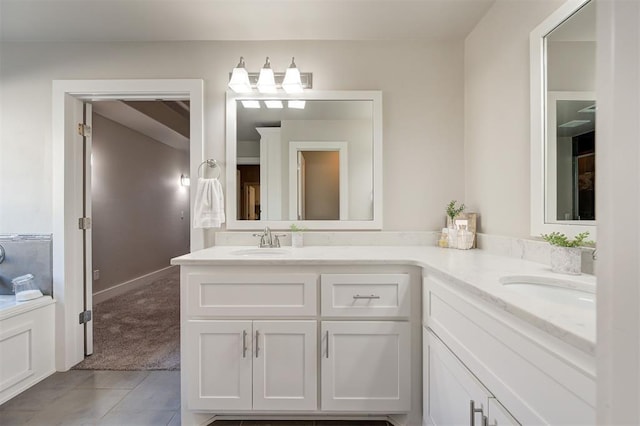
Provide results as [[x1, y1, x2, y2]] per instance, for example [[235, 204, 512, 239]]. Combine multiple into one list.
[[264, 100, 284, 109], [228, 67, 252, 93]]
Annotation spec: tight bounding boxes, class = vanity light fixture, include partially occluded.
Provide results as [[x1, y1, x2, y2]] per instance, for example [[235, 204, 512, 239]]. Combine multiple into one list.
[[257, 57, 277, 93], [288, 100, 306, 109], [282, 57, 304, 93], [228, 57, 252, 93], [241, 100, 261, 108], [180, 174, 191, 187], [264, 100, 284, 109], [228, 56, 312, 93]]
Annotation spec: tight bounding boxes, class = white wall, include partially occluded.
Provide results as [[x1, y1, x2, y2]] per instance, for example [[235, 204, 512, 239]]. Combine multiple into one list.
[[596, 1, 640, 423], [0, 40, 464, 233], [464, 0, 565, 237], [91, 113, 190, 294]]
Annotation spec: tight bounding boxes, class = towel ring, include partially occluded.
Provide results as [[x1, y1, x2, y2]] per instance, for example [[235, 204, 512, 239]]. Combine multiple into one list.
[[197, 159, 221, 179]]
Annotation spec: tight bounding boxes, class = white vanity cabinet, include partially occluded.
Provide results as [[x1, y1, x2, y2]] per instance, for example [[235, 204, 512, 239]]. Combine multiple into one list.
[[179, 265, 421, 426], [423, 328, 519, 426], [423, 274, 596, 426], [185, 319, 317, 411], [321, 321, 410, 412], [183, 271, 318, 412], [320, 273, 411, 412]]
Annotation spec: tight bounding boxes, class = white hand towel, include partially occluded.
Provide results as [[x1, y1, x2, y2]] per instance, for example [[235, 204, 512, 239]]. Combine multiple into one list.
[[193, 178, 226, 229]]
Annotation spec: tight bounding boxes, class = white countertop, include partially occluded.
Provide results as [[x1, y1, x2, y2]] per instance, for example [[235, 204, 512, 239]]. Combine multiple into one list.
[[172, 245, 596, 354]]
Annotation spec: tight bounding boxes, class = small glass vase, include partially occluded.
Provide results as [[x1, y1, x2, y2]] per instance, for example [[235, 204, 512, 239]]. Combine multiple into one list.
[[292, 232, 304, 248]]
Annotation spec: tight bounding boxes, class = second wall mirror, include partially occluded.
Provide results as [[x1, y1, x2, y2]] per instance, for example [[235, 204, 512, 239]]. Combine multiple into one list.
[[530, 0, 596, 239]]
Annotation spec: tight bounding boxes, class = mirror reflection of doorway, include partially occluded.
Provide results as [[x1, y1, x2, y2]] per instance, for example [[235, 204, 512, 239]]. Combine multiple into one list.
[[297, 150, 340, 220], [237, 165, 260, 220]]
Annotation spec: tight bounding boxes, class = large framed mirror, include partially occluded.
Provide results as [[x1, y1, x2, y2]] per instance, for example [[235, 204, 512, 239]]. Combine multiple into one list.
[[225, 90, 382, 230], [530, 0, 596, 239]]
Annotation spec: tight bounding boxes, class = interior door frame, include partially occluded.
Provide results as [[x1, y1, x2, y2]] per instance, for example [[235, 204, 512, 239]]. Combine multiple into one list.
[[52, 79, 204, 371]]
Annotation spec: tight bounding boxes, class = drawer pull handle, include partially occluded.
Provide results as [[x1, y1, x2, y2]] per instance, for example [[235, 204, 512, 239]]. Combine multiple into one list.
[[353, 294, 380, 300], [242, 330, 247, 358]]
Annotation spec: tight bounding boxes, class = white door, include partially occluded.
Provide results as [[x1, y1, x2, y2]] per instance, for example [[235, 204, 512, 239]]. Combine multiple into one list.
[[253, 321, 317, 411], [321, 321, 410, 412], [82, 102, 93, 356], [423, 328, 492, 426], [487, 398, 521, 426], [185, 320, 252, 410]]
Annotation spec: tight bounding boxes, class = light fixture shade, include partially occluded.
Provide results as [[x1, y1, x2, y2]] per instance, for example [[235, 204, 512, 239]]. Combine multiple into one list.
[[257, 57, 277, 93], [282, 57, 304, 94], [180, 174, 191, 187], [228, 57, 252, 93]]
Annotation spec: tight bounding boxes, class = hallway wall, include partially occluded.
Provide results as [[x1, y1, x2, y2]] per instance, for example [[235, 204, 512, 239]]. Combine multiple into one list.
[[91, 113, 190, 294]]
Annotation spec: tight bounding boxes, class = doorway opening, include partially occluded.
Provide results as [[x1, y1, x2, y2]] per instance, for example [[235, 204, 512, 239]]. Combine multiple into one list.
[[72, 99, 191, 371], [52, 79, 204, 371]]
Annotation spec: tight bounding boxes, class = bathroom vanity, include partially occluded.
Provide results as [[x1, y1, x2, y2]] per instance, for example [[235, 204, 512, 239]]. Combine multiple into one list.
[[172, 245, 596, 426]]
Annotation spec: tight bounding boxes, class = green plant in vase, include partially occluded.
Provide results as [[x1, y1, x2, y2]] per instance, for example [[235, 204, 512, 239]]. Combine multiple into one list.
[[446, 200, 465, 228], [540, 231, 593, 275], [290, 223, 306, 247]]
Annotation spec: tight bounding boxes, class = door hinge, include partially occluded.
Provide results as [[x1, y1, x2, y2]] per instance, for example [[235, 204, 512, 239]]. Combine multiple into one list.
[[77, 123, 92, 137], [78, 217, 91, 230], [79, 310, 92, 324]]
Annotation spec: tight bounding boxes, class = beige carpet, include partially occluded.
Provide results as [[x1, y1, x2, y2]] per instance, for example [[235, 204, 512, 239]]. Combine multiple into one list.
[[73, 269, 180, 371]]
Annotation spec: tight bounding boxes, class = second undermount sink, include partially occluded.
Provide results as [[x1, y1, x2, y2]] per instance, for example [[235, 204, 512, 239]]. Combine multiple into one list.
[[500, 275, 596, 307], [230, 248, 292, 256]]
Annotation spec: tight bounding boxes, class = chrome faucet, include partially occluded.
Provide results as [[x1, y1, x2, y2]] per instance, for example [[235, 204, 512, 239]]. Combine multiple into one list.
[[253, 226, 286, 248]]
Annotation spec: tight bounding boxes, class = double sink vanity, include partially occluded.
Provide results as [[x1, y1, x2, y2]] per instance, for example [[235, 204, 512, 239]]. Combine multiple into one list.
[[172, 244, 596, 426], [174, 2, 598, 422]]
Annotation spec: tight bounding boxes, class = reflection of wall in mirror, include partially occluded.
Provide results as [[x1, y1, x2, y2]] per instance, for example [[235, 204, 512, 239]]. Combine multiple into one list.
[[547, 41, 595, 91], [281, 119, 373, 221]]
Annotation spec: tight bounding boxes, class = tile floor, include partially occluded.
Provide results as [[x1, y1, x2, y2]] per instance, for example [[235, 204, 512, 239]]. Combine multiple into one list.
[[0, 371, 391, 426], [0, 370, 180, 426]]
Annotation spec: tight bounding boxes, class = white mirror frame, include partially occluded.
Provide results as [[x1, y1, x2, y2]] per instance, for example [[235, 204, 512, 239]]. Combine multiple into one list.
[[530, 0, 596, 240], [225, 90, 383, 230]]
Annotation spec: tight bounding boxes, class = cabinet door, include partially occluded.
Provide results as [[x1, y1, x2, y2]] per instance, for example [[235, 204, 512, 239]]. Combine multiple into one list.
[[253, 320, 317, 411], [423, 328, 492, 426], [321, 321, 410, 412], [487, 398, 521, 426], [185, 321, 252, 410]]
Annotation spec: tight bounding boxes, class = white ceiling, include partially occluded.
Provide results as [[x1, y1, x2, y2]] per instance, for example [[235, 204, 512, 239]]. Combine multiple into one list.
[[0, 0, 496, 42]]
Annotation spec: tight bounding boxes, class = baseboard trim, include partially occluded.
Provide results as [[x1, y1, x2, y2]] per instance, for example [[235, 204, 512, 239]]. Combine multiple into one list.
[[92, 265, 177, 305]]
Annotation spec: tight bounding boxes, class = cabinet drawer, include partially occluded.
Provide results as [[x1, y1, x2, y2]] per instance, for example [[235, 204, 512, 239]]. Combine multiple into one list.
[[321, 274, 409, 317], [186, 273, 317, 317]]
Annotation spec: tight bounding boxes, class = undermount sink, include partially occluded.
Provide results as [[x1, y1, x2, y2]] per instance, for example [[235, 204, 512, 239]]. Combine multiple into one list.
[[499, 275, 595, 307], [230, 248, 292, 256]]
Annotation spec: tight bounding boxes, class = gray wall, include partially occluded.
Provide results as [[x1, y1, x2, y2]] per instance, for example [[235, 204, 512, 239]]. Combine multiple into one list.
[[91, 113, 190, 294], [0, 40, 464, 233]]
